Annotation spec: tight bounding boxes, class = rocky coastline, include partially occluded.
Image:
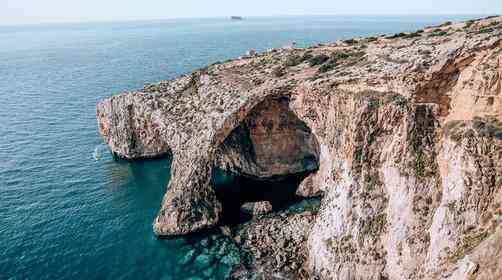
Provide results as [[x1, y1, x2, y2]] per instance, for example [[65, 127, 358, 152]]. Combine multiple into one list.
[[97, 16, 502, 279]]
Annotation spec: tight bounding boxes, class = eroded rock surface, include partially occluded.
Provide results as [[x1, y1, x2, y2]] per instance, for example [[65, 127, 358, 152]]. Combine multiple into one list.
[[215, 96, 320, 179], [240, 201, 273, 216], [97, 16, 502, 279]]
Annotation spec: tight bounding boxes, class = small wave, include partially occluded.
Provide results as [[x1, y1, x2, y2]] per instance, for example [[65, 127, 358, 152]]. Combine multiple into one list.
[[93, 144, 107, 161]]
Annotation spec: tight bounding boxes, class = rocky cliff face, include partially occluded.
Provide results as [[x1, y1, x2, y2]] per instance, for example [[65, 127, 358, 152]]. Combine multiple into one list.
[[97, 16, 502, 279], [215, 96, 320, 179]]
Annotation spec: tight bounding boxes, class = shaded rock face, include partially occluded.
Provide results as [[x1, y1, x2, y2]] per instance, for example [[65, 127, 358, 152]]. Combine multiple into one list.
[[97, 16, 502, 279], [215, 96, 320, 179], [96, 93, 171, 159]]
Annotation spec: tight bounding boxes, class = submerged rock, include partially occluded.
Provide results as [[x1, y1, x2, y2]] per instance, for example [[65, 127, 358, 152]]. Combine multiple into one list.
[[179, 249, 197, 266], [194, 254, 215, 269], [97, 16, 502, 279]]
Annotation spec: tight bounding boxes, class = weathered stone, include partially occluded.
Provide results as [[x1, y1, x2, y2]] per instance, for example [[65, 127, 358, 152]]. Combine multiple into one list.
[[97, 16, 502, 279], [220, 226, 232, 237], [296, 172, 323, 197], [241, 201, 273, 216]]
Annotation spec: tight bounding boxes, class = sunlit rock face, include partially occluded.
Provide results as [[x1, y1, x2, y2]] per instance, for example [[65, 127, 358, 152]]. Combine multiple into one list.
[[215, 96, 320, 179], [97, 16, 502, 280]]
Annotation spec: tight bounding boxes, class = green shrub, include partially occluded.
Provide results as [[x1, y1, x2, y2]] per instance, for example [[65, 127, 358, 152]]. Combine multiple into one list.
[[331, 51, 351, 60], [439, 21, 453, 27], [386, 32, 406, 39], [419, 49, 432, 56], [479, 27, 494, 34], [448, 231, 489, 262], [344, 39, 357, 45], [301, 51, 313, 62], [484, 15, 500, 20], [429, 30, 448, 37], [404, 31, 423, 38], [309, 54, 330, 66], [284, 54, 303, 67], [465, 20, 475, 28], [272, 66, 286, 77], [318, 62, 336, 73], [283, 51, 315, 67]]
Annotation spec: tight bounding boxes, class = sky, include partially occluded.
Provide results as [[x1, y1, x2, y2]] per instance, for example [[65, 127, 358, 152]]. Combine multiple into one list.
[[2, 0, 502, 25]]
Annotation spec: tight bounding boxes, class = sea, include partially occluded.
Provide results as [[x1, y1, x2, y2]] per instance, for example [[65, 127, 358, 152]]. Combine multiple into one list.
[[0, 15, 480, 280]]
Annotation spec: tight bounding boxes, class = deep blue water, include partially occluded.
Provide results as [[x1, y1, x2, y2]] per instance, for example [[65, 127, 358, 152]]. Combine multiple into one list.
[[0, 15, 480, 279]]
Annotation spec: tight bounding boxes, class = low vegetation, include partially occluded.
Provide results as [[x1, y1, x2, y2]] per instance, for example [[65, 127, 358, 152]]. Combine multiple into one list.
[[478, 27, 495, 34], [313, 50, 366, 74], [272, 66, 286, 78], [366, 36, 378, 42], [465, 20, 476, 29], [343, 39, 358, 45], [284, 51, 313, 67], [386, 30, 423, 39], [439, 21, 453, 27], [309, 54, 330, 66], [448, 231, 490, 262], [443, 116, 502, 142], [429, 29, 448, 37]]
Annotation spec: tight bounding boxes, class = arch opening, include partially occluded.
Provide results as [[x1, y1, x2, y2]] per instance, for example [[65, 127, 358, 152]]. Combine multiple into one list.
[[211, 95, 320, 225]]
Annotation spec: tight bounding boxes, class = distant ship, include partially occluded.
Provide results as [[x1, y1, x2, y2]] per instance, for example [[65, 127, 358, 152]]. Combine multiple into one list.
[[230, 16, 243, 20]]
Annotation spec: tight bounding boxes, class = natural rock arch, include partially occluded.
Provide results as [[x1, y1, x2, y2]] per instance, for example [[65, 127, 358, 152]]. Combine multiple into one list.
[[153, 94, 321, 236], [212, 95, 321, 223]]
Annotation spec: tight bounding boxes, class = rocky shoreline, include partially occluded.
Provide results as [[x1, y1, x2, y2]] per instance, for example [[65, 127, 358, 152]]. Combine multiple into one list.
[[98, 16, 502, 279]]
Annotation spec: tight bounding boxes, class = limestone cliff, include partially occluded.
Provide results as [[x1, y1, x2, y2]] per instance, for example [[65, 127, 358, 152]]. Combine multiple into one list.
[[97, 16, 502, 279]]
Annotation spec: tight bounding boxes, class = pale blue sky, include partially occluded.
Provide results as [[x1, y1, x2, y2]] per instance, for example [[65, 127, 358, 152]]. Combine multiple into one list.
[[2, 0, 501, 25]]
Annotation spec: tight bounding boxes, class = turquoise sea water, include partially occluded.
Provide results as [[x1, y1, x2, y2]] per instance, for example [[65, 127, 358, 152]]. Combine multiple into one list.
[[0, 15, 480, 279]]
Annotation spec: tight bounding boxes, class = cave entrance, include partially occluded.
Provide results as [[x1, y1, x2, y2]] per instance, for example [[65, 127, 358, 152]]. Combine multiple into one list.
[[212, 96, 320, 225]]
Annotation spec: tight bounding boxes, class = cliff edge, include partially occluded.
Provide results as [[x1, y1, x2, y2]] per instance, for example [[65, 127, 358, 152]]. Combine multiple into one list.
[[97, 16, 502, 279]]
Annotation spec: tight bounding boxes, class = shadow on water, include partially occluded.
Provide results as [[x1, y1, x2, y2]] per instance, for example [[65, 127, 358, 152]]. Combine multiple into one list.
[[211, 167, 314, 226]]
